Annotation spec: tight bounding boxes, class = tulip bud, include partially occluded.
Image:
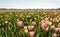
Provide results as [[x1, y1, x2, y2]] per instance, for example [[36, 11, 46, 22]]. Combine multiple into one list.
[[30, 31, 35, 37], [44, 18, 49, 21], [50, 26, 55, 31], [45, 20, 49, 24], [58, 23, 60, 28], [58, 17, 60, 20], [32, 22, 36, 26], [48, 22, 52, 26], [53, 18, 59, 22], [28, 26, 34, 30], [50, 18, 53, 21], [17, 19, 20, 21], [45, 27, 48, 31], [24, 29, 28, 33], [26, 15, 31, 18], [30, 19, 32, 22], [24, 26, 27, 30], [41, 23, 47, 30], [0, 16, 2, 18], [17, 21, 23, 27], [52, 33, 57, 37], [34, 18, 37, 20], [55, 28, 60, 32], [5, 21, 9, 24]]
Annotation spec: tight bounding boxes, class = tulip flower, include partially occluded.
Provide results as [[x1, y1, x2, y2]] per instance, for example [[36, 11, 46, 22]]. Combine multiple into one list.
[[6, 15, 9, 18], [45, 20, 50, 25], [17, 21, 23, 27], [32, 22, 36, 26], [58, 23, 60, 28], [55, 28, 60, 32], [41, 20, 45, 23], [28, 26, 34, 30], [30, 19, 32, 22], [26, 15, 31, 18], [45, 27, 48, 31], [58, 17, 60, 20], [50, 18, 53, 21], [41, 23, 47, 30], [17, 19, 20, 21], [53, 18, 59, 22], [52, 33, 57, 37], [24, 26, 27, 30], [5, 21, 9, 24], [24, 29, 28, 33], [48, 22, 52, 26], [0, 16, 2, 18], [29, 31, 35, 37], [34, 18, 37, 20], [50, 25, 55, 31], [44, 18, 49, 21]]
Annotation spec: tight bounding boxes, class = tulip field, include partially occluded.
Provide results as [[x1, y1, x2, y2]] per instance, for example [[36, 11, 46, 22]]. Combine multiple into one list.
[[0, 10, 60, 37]]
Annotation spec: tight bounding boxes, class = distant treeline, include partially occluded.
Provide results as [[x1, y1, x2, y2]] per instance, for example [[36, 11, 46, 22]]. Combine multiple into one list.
[[0, 8, 60, 10]]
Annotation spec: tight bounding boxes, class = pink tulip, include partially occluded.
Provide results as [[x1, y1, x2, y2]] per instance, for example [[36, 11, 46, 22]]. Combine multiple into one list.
[[45, 20, 49, 25], [55, 28, 60, 32], [41, 23, 47, 30], [32, 22, 36, 26], [52, 33, 57, 37], [24, 29, 28, 33], [0, 16, 2, 18], [58, 23, 60, 28], [50, 26, 55, 31], [17, 21, 23, 27], [53, 18, 59, 22], [28, 26, 34, 30], [30, 31, 35, 37], [41, 20, 46, 25]]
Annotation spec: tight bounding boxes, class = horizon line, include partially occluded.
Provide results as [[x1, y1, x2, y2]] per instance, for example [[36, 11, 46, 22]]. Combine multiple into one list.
[[0, 7, 60, 9]]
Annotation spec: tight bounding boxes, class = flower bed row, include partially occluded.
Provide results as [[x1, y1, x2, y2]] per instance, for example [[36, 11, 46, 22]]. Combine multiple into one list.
[[0, 10, 60, 37]]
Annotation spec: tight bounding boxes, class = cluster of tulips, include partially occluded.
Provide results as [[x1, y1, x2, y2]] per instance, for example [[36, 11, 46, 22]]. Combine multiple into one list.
[[0, 10, 60, 37]]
